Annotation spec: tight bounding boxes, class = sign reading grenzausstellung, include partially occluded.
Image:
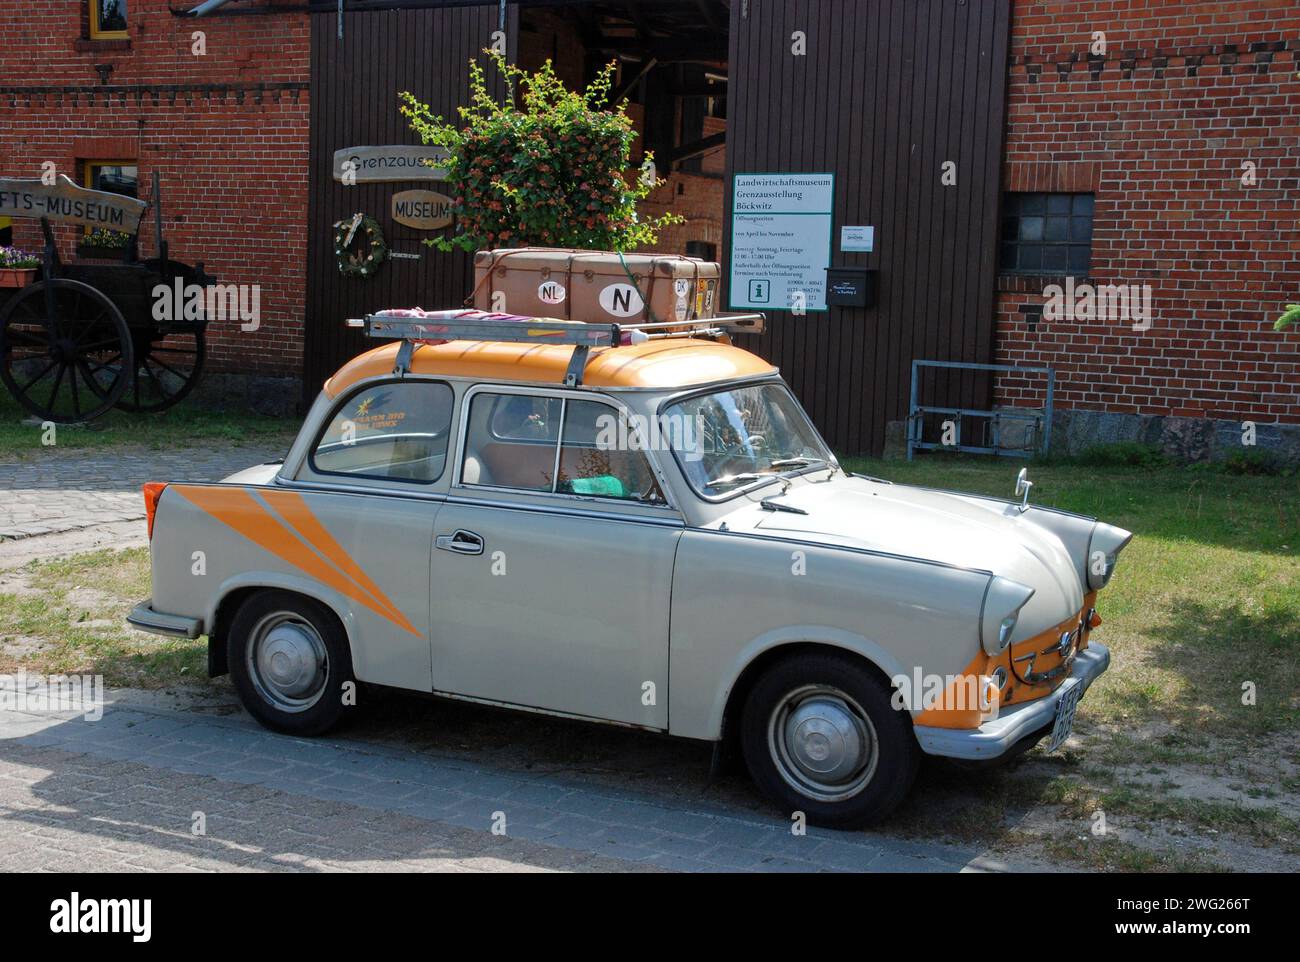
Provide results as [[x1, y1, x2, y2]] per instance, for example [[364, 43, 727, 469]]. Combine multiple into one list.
[[0, 174, 148, 232], [729, 172, 834, 313], [332, 145, 450, 183]]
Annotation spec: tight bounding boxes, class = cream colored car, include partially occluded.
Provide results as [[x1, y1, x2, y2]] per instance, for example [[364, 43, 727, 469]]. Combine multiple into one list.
[[129, 313, 1131, 827]]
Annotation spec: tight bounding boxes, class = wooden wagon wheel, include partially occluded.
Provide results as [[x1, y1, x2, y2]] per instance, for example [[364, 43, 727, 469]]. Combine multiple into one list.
[[112, 326, 207, 413], [0, 278, 134, 423], [105, 257, 211, 413]]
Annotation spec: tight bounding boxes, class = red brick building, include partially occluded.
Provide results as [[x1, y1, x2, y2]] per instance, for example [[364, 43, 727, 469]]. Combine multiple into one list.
[[2, 0, 1296, 458], [1, 0, 309, 412], [996, 0, 1300, 459]]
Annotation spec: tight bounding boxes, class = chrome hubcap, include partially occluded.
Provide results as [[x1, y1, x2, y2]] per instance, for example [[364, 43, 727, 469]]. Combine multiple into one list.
[[246, 612, 328, 712], [768, 685, 877, 802]]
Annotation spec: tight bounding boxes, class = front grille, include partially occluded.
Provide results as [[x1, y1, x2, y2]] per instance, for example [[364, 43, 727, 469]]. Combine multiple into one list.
[[1010, 619, 1081, 685]]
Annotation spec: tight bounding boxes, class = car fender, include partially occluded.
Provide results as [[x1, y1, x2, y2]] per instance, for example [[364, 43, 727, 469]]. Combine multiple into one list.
[[702, 623, 911, 743], [206, 570, 360, 665]]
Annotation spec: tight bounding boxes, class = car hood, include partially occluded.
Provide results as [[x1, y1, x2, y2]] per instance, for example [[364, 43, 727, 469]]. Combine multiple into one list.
[[719, 474, 1086, 634]]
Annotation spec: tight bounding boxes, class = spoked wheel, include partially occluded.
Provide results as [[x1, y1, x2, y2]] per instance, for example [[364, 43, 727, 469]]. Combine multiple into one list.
[[113, 327, 206, 412], [0, 278, 133, 423]]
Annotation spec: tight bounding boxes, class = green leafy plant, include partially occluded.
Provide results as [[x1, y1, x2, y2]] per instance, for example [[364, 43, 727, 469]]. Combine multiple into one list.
[[400, 53, 681, 253], [1274, 304, 1300, 331]]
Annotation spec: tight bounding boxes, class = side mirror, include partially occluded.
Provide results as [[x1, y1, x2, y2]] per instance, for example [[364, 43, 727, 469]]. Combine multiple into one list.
[[1015, 467, 1033, 513]]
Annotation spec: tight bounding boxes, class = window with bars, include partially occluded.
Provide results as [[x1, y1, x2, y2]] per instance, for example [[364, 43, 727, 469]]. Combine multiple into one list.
[[999, 192, 1093, 276]]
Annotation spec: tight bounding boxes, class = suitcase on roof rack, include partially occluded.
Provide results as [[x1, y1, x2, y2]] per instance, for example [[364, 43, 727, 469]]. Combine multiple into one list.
[[471, 248, 721, 325]]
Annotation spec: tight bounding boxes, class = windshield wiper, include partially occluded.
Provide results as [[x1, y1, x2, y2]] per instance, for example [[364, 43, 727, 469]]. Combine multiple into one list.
[[769, 456, 826, 469], [759, 496, 809, 515], [704, 471, 775, 490]]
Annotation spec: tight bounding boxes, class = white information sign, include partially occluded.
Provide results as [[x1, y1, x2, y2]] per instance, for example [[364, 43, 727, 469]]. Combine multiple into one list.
[[730, 173, 834, 312], [840, 225, 875, 252]]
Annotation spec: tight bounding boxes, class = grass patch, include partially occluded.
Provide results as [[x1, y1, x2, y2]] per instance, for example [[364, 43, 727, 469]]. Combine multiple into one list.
[[841, 455, 1300, 743], [0, 389, 298, 459], [0, 547, 210, 687]]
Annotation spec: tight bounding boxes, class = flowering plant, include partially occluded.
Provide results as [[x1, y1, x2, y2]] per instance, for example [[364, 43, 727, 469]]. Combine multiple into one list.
[[400, 52, 681, 253], [83, 228, 131, 249], [0, 246, 40, 269]]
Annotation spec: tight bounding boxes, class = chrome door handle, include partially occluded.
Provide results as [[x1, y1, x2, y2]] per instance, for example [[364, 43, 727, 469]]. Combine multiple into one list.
[[435, 529, 484, 555]]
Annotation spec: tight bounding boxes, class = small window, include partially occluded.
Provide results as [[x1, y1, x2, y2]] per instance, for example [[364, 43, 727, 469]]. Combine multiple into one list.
[[90, 0, 128, 39], [462, 392, 663, 503], [999, 192, 1093, 276], [464, 393, 561, 491], [312, 381, 454, 484], [82, 160, 137, 244]]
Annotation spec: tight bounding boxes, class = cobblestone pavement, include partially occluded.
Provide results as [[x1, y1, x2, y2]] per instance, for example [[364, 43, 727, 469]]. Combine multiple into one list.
[[0, 692, 1034, 872], [0, 445, 287, 540]]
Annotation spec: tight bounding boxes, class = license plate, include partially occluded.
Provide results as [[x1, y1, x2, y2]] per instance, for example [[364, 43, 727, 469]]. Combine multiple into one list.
[[1047, 678, 1082, 753]]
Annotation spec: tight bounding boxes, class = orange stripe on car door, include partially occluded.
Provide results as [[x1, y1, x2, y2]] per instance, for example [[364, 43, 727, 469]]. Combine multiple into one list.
[[259, 488, 413, 632], [174, 486, 421, 637]]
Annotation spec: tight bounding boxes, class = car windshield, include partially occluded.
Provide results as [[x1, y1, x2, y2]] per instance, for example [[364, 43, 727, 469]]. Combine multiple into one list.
[[666, 382, 834, 497]]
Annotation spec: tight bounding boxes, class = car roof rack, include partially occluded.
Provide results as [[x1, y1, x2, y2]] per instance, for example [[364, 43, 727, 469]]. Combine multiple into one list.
[[344, 309, 765, 387]]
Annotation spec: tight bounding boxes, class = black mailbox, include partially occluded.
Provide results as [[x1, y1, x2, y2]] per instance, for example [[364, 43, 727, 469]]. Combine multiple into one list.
[[824, 266, 876, 308]]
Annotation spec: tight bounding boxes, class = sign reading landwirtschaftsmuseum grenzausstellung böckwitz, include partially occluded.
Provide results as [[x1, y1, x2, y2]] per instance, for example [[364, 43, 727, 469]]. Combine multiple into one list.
[[729, 172, 834, 312]]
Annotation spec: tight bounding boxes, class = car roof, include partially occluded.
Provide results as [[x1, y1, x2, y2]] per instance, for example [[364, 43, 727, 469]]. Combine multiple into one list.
[[322, 337, 778, 397]]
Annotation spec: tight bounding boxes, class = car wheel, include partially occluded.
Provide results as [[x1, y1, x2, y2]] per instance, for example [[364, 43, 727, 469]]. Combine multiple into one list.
[[227, 590, 355, 736], [740, 652, 920, 828]]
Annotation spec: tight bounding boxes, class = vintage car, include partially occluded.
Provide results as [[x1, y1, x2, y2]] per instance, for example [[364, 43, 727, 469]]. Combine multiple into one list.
[[128, 310, 1131, 827]]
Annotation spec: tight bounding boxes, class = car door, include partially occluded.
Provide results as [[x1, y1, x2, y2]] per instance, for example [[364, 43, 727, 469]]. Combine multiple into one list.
[[286, 377, 457, 691], [429, 387, 682, 729]]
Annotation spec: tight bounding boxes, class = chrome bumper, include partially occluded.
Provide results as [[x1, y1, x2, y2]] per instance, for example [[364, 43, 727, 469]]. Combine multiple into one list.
[[127, 599, 203, 639], [914, 642, 1110, 761]]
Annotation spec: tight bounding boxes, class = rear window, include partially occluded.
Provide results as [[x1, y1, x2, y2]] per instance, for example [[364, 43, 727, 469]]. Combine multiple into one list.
[[312, 380, 453, 484]]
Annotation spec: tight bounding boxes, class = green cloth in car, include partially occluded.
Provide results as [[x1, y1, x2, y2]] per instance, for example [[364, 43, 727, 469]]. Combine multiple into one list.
[[569, 475, 626, 497]]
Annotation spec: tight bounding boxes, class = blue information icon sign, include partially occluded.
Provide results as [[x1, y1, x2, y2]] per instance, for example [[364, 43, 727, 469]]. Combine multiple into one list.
[[748, 279, 770, 303]]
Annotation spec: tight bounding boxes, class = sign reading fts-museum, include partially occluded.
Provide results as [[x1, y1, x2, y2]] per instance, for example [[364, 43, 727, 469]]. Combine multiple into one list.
[[0, 175, 148, 232]]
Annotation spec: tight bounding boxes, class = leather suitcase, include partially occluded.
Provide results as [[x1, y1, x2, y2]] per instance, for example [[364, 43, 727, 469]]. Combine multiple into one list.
[[471, 248, 721, 324]]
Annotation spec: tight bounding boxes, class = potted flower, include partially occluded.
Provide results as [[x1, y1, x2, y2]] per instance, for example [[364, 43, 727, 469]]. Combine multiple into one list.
[[0, 246, 40, 288], [400, 52, 682, 254], [77, 228, 132, 260]]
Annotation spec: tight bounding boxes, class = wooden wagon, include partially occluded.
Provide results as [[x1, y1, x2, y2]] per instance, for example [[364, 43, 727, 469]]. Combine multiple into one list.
[[0, 173, 212, 423]]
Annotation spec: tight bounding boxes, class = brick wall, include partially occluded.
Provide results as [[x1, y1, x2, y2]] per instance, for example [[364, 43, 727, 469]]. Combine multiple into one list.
[[997, 0, 1300, 425], [0, 0, 309, 378]]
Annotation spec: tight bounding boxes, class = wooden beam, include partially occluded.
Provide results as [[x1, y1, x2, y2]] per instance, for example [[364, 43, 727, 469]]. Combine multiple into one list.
[[667, 130, 726, 166], [611, 56, 658, 103]]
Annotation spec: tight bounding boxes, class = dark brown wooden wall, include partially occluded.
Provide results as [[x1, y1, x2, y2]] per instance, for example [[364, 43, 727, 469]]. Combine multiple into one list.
[[726, 0, 1011, 455], [304, 3, 513, 396]]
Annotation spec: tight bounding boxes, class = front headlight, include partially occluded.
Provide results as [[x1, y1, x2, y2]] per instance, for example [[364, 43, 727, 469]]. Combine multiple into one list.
[[980, 576, 1036, 656], [1087, 522, 1134, 590]]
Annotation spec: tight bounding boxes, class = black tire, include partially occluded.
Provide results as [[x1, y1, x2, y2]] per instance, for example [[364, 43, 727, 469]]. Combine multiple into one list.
[[227, 590, 356, 736], [740, 652, 920, 828]]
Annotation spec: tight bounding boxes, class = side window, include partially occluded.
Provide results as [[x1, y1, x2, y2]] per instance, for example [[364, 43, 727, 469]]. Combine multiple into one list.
[[463, 393, 562, 491], [462, 393, 664, 503], [312, 381, 453, 483], [557, 400, 664, 503]]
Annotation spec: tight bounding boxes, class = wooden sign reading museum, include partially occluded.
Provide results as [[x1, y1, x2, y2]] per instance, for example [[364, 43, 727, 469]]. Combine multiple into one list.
[[332, 145, 450, 183], [0, 174, 148, 232]]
